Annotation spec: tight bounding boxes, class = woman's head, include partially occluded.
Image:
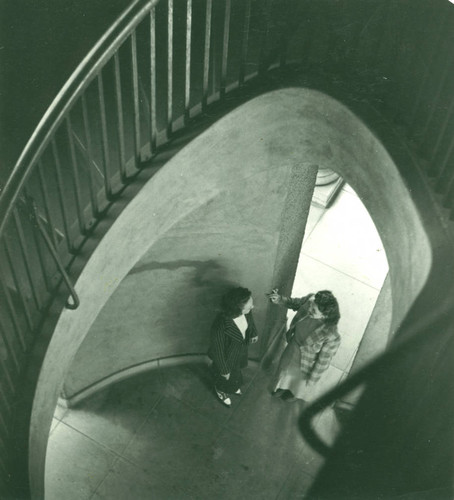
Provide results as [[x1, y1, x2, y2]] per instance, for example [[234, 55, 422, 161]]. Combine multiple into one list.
[[314, 290, 340, 325], [221, 287, 253, 318]]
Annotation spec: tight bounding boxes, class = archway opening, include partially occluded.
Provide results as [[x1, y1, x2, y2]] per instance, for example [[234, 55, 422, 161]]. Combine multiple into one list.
[[35, 87, 432, 498]]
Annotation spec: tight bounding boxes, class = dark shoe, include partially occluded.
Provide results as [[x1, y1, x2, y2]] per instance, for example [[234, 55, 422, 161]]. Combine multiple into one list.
[[281, 391, 297, 402], [215, 389, 231, 407]]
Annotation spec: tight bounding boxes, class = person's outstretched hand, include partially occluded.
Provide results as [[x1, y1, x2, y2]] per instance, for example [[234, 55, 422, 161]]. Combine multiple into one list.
[[266, 288, 283, 305]]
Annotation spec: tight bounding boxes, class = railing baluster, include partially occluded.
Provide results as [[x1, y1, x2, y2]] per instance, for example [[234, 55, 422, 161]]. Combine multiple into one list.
[[65, 117, 86, 234], [167, 0, 174, 137], [259, 0, 272, 76], [220, 0, 231, 99], [0, 312, 20, 373], [81, 94, 100, 216], [409, 15, 447, 132], [435, 134, 454, 192], [149, 7, 157, 152], [184, 0, 192, 123], [3, 239, 33, 334], [0, 402, 8, 436], [0, 385, 11, 414], [429, 95, 454, 169], [36, 161, 59, 248], [23, 188, 52, 292], [202, 0, 212, 111], [0, 265, 25, 358], [97, 73, 113, 200], [239, 0, 251, 86], [0, 356, 14, 394], [51, 139, 73, 253], [12, 209, 41, 310], [418, 50, 454, 147], [131, 30, 141, 169], [34, 212, 80, 310], [113, 53, 127, 183]]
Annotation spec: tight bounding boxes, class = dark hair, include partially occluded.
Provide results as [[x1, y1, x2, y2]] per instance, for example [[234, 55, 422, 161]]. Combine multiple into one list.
[[314, 290, 340, 326], [221, 287, 252, 318]]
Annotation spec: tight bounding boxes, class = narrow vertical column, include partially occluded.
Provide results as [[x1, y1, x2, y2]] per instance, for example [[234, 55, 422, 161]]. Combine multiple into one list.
[[167, 0, 174, 137], [12, 209, 41, 310], [220, 0, 231, 99], [202, 0, 212, 110], [37, 161, 59, 248], [51, 138, 73, 252], [65, 116, 85, 234], [113, 53, 127, 183], [239, 0, 251, 85], [258, 0, 272, 76], [184, 0, 192, 123], [81, 94, 100, 216], [149, 7, 157, 151], [131, 30, 141, 169], [97, 73, 113, 200]]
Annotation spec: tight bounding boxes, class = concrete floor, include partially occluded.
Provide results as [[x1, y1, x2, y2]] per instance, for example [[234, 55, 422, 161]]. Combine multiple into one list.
[[46, 183, 389, 499]]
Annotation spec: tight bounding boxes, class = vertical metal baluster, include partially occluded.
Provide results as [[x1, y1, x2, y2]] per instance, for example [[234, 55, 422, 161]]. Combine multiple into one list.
[[167, 0, 174, 137], [37, 160, 59, 248], [113, 53, 127, 184], [0, 264, 25, 356], [418, 50, 454, 144], [429, 95, 454, 168], [81, 94, 100, 217], [442, 172, 454, 209], [3, 238, 33, 333], [149, 7, 157, 152], [0, 350, 15, 393], [97, 73, 113, 200], [184, 0, 192, 123], [131, 31, 141, 169], [0, 357, 14, 395], [409, 15, 447, 131], [202, 0, 212, 111], [51, 139, 73, 253], [220, 0, 231, 99], [23, 188, 52, 292], [65, 117, 86, 234], [0, 399, 8, 436], [12, 209, 41, 310], [239, 0, 251, 86], [436, 136, 454, 191], [0, 307, 20, 372], [258, 0, 272, 76]]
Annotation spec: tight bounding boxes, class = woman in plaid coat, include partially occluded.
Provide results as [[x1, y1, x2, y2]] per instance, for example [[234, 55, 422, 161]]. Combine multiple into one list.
[[267, 289, 340, 402], [208, 287, 258, 407]]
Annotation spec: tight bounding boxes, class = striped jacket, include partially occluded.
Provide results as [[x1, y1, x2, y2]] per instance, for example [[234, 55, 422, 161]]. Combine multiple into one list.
[[284, 294, 340, 384], [208, 312, 258, 375]]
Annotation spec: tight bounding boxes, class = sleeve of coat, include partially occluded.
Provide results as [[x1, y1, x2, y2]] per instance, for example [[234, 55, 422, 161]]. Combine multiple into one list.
[[282, 294, 312, 311], [307, 335, 341, 383], [210, 317, 230, 375]]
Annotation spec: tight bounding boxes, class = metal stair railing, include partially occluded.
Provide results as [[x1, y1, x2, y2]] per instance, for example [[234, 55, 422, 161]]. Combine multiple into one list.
[[0, 0, 286, 491]]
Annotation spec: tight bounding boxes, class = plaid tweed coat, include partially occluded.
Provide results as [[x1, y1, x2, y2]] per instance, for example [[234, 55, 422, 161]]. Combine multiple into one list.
[[284, 294, 340, 383]]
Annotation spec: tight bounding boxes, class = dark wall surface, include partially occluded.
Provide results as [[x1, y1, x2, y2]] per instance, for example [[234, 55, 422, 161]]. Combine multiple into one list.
[[0, 0, 131, 182]]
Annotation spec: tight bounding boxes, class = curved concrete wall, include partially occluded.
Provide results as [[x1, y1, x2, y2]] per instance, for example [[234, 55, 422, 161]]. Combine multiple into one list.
[[30, 87, 433, 496]]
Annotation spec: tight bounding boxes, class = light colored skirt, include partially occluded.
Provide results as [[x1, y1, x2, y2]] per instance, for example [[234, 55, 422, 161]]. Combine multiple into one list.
[[272, 339, 308, 400]]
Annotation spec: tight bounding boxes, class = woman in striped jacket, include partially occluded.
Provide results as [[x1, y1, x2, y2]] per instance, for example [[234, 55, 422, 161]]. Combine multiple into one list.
[[267, 289, 341, 402], [208, 287, 258, 407]]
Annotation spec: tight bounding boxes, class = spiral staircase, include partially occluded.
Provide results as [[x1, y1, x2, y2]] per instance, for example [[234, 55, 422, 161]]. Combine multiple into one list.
[[1, 0, 454, 498]]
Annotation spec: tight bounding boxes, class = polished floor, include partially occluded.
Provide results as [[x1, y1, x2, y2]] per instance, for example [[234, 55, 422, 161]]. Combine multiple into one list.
[[46, 183, 389, 499]]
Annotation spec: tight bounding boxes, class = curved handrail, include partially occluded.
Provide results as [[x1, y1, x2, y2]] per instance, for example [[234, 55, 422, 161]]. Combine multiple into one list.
[[0, 0, 157, 238]]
